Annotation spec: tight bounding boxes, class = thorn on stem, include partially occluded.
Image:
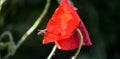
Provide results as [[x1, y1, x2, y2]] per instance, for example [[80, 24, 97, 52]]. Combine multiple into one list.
[[37, 29, 47, 35]]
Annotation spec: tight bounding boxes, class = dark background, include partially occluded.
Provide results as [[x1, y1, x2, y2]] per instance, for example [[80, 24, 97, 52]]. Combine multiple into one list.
[[0, 0, 120, 59]]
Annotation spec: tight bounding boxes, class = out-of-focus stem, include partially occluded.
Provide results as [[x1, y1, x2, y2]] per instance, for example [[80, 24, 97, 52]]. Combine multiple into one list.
[[0, 0, 7, 11], [0, 31, 15, 59]]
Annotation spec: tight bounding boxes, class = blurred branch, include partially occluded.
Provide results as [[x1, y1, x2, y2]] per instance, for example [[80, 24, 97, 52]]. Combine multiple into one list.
[[0, 0, 7, 26], [0, 0, 7, 12], [0, 31, 14, 50], [0, 31, 14, 45], [0, 31, 16, 59]]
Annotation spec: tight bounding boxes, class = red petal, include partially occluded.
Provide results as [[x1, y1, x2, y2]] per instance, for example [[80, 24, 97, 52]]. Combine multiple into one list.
[[79, 21, 92, 46], [46, 0, 80, 40], [43, 32, 58, 44], [55, 31, 80, 51]]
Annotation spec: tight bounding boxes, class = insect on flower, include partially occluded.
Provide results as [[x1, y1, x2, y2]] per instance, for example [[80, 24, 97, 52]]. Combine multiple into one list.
[[40, 0, 92, 50]]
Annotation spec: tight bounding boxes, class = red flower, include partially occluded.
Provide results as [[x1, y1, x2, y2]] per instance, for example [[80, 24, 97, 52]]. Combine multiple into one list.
[[43, 0, 92, 50]]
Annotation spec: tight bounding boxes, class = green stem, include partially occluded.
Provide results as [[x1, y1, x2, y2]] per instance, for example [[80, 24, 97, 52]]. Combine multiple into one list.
[[0, 42, 9, 50], [71, 28, 83, 59], [0, 31, 13, 42], [3, 53, 11, 59], [47, 45, 57, 59], [15, 0, 51, 49], [0, 0, 51, 59], [0, 31, 15, 59], [0, 0, 7, 11]]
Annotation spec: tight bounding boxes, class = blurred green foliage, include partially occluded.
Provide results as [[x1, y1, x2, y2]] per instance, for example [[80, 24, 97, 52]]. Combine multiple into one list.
[[0, 0, 120, 59]]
